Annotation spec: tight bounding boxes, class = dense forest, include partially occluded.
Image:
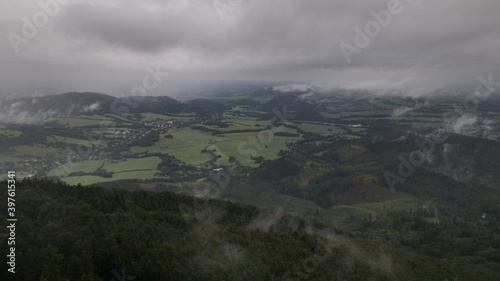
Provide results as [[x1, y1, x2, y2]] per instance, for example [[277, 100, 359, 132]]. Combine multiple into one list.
[[1, 179, 499, 280]]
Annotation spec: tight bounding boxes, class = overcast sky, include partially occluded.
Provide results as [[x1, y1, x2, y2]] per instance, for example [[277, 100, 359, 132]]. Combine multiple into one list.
[[1, 0, 499, 99]]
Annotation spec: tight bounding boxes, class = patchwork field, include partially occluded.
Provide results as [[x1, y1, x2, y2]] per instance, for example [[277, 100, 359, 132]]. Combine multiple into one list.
[[130, 128, 224, 165], [141, 112, 195, 121], [294, 122, 345, 135], [47, 160, 105, 178], [61, 170, 160, 186], [2, 94, 499, 219], [210, 134, 301, 166], [0, 129, 22, 138], [49, 116, 114, 127], [10, 145, 61, 157], [47, 156, 162, 185], [47, 135, 87, 145]]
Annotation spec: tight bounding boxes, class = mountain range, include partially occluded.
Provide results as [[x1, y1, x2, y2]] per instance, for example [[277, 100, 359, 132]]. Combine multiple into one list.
[[0, 92, 189, 123]]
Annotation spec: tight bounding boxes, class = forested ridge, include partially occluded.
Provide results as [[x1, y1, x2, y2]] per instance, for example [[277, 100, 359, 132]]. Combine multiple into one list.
[[1, 178, 499, 280]]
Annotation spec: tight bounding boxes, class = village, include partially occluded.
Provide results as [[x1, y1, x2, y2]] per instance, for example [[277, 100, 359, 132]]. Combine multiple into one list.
[[0, 113, 224, 179]]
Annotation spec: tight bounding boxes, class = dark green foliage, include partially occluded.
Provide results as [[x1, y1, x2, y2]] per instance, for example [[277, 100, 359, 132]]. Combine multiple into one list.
[[0, 178, 391, 281], [4, 179, 497, 280], [251, 158, 301, 182], [274, 132, 301, 137]]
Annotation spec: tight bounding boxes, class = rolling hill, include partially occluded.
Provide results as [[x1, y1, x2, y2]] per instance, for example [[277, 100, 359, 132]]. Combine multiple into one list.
[[0, 92, 191, 123]]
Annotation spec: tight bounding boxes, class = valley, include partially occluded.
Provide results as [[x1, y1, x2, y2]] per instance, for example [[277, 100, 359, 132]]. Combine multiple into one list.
[[2, 90, 500, 280], [1, 91, 500, 225]]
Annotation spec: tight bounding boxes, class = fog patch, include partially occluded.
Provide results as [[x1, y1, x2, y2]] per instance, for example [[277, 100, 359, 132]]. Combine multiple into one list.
[[247, 208, 285, 232], [273, 84, 312, 93], [298, 91, 316, 101], [83, 102, 101, 112], [448, 115, 478, 134], [392, 101, 430, 117], [392, 107, 414, 117]]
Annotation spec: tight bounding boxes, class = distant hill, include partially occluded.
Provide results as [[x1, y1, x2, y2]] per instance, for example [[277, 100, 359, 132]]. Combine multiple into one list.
[[0, 92, 192, 123], [185, 99, 229, 115], [261, 95, 326, 121]]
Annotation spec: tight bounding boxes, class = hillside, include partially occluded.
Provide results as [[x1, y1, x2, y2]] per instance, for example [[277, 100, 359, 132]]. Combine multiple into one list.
[[1, 179, 499, 281], [0, 92, 191, 123]]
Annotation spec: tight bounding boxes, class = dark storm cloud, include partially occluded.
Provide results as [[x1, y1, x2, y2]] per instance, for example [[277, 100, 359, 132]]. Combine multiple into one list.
[[59, 2, 191, 53], [0, 0, 499, 98]]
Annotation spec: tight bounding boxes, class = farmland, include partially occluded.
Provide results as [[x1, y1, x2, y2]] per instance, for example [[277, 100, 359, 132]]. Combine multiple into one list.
[[129, 128, 224, 165], [1, 92, 499, 219], [47, 156, 162, 185], [1, 91, 500, 281]]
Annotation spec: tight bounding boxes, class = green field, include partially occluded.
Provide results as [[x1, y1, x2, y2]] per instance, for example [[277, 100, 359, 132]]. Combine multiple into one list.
[[103, 114, 137, 123], [130, 128, 224, 165], [48, 115, 114, 127], [61, 170, 161, 186], [295, 122, 345, 135], [10, 145, 61, 157], [0, 153, 23, 163], [200, 122, 256, 132], [320, 110, 390, 119], [48, 157, 162, 185], [48, 160, 105, 177], [209, 127, 302, 166], [0, 129, 22, 138], [224, 118, 271, 127], [127, 125, 302, 167], [47, 135, 87, 145], [141, 113, 195, 121], [103, 156, 160, 172]]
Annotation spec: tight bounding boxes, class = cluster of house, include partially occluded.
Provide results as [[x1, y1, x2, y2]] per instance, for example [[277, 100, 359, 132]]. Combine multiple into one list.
[[1, 113, 239, 179], [1, 157, 62, 178]]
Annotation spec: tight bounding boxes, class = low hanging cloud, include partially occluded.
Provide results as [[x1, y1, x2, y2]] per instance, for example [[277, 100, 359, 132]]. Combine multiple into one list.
[[82, 102, 101, 112], [0, 97, 103, 123], [273, 84, 313, 93], [1, 0, 500, 97], [392, 101, 429, 117], [392, 107, 414, 117], [0, 108, 59, 124], [448, 115, 478, 134]]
